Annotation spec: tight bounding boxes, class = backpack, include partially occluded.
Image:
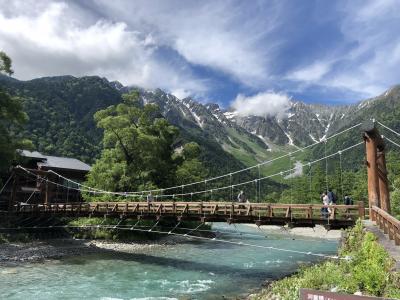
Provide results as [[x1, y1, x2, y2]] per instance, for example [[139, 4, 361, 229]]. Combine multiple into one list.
[[332, 192, 337, 204]]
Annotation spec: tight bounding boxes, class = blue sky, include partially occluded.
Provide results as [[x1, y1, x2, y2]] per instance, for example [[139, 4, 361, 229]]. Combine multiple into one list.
[[0, 0, 399, 107]]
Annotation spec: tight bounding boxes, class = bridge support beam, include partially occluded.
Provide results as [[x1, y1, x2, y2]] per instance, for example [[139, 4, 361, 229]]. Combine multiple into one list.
[[364, 128, 380, 219], [377, 150, 391, 213], [363, 120, 390, 219], [9, 172, 17, 212]]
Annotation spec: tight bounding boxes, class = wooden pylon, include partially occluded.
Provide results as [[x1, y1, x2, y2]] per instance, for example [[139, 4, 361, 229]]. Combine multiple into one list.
[[363, 120, 391, 218]]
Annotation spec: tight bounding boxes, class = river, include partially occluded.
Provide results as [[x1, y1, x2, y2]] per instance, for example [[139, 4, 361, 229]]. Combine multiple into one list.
[[0, 224, 338, 299]]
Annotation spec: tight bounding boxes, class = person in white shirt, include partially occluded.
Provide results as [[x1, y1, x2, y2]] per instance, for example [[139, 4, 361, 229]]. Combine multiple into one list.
[[321, 192, 330, 218], [147, 192, 154, 211]]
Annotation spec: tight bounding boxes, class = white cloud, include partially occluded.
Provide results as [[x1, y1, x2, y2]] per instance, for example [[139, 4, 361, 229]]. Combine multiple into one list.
[[287, 61, 332, 82], [318, 0, 400, 98], [89, 0, 281, 87], [0, 1, 207, 96], [1, 0, 400, 102], [231, 91, 291, 117], [171, 88, 191, 100]]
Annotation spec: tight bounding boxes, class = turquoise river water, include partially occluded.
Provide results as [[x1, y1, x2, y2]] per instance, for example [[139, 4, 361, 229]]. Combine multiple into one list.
[[0, 224, 338, 299]]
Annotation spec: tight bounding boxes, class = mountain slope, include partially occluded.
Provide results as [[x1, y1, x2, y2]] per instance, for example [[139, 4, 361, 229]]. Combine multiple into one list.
[[0, 75, 252, 177], [2, 74, 400, 175]]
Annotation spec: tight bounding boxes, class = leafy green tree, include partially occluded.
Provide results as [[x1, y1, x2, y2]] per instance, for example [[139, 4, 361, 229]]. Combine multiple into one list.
[[86, 91, 180, 194], [175, 142, 208, 186], [0, 51, 13, 75], [0, 52, 31, 173]]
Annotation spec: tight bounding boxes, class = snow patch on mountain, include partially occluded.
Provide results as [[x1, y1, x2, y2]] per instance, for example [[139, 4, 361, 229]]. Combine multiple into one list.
[[191, 110, 203, 128], [257, 135, 272, 151], [211, 112, 225, 125], [224, 111, 238, 120], [309, 134, 318, 143], [284, 131, 294, 146], [182, 101, 204, 128]]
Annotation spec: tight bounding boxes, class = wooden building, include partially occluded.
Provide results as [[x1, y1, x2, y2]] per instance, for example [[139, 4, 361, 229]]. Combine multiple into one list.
[[0, 150, 91, 210]]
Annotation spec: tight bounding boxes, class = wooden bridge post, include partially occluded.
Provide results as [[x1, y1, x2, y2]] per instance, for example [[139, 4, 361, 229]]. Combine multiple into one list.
[[357, 201, 365, 220], [45, 181, 49, 205], [363, 121, 383, 220], [9, 172, 17, 212], [377, 149, 391, 214]]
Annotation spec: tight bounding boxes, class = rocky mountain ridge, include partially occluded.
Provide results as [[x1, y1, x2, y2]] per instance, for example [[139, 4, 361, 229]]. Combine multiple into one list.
[[1, 74, 399, 169]]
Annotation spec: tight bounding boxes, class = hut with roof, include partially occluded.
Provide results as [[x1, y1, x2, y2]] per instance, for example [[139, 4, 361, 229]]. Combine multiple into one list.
[[2, 150, 91, 209]]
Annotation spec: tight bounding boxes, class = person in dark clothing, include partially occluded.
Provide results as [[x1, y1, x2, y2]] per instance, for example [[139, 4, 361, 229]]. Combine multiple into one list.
[[327, 189, 337, 204], [344, 194, 353, 205], [344, 194, 353, 219]]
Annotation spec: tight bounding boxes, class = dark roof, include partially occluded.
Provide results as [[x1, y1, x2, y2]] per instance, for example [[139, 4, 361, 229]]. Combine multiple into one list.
[[18, 150, 91, 172]]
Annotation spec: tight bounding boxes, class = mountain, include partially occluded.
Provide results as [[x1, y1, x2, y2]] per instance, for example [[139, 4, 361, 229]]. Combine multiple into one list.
[[1, 74, 400, 175], [0, 75, 254, 177]]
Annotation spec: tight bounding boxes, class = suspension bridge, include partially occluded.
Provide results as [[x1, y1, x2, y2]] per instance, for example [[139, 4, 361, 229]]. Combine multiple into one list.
[[0, 120, 399, 245]]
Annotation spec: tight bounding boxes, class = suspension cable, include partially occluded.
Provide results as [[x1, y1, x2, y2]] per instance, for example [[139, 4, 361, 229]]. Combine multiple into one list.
[[377, 121, 400, 137], [15, 142, 364, 200], [384, 136, 400, 149], [44, 123, 363, 196], [0, 173, 14, 196], [339, 151, 344, 203], [324, 139, 328, 193]]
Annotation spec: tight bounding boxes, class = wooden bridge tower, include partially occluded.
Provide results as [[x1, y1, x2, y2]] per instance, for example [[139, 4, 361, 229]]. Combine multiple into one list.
[[363, 120, 391, 219]]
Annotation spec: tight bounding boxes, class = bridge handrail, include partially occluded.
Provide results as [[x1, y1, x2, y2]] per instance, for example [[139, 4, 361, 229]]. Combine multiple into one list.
[[83, 201, 361, 208], [12, 201, 364, 220], [371, 205, 400, 246]]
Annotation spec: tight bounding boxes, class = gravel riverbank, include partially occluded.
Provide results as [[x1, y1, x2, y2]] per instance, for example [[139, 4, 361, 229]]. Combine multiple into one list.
[[0, 225, 341, 265], [244, 224, 343, 240], [0, 238, 171, 264]]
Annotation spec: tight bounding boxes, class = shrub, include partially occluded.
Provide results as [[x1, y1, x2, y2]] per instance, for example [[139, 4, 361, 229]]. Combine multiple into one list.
[[252, 219, 400, 299]]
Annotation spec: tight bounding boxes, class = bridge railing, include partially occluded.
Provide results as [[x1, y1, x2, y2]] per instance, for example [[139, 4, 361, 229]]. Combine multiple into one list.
[[370, 205, 400, 246], [13, 201, 365, 223]]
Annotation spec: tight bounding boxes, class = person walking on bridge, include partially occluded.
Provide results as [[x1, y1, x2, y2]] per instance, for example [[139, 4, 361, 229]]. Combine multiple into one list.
[[321, 192, 330, 218], [344, 194, 353, 219], [327, 188, 337, 204], [344, 194, 353, 205], [237, 190, 247, 212], [147, 192, 154, 211], [237, 190, 246, 203]]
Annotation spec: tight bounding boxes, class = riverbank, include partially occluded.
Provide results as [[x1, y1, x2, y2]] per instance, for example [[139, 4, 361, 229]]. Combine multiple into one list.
[[245, 224, 342, 240], [0, 238, 173, 265], [248, 220, 400, 299]]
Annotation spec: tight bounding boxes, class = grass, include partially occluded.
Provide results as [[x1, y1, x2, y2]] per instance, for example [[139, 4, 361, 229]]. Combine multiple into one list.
[[223, 127, 309, 178], [250, 219, 400, 300]]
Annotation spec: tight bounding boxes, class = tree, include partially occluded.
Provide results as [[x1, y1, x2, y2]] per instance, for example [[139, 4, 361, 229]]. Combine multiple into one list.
[[0, 51, 13, 75], [175, 142, 208, 186], [86, 91, 180, 195], [0, 51, 31, 173]]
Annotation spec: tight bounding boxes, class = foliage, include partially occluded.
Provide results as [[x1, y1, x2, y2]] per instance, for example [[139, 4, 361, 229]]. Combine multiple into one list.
[[85, 91, 208, 198], [251, 220, 400, 300], [0, 52, 32, 174], [0, 75, 122, 164], [175, 142, 208, 185], [0, 51, 13, 75]]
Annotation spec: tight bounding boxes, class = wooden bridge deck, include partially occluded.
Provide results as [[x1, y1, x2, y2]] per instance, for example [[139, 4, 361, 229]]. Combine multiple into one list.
[[6, 201, 365, 228]]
